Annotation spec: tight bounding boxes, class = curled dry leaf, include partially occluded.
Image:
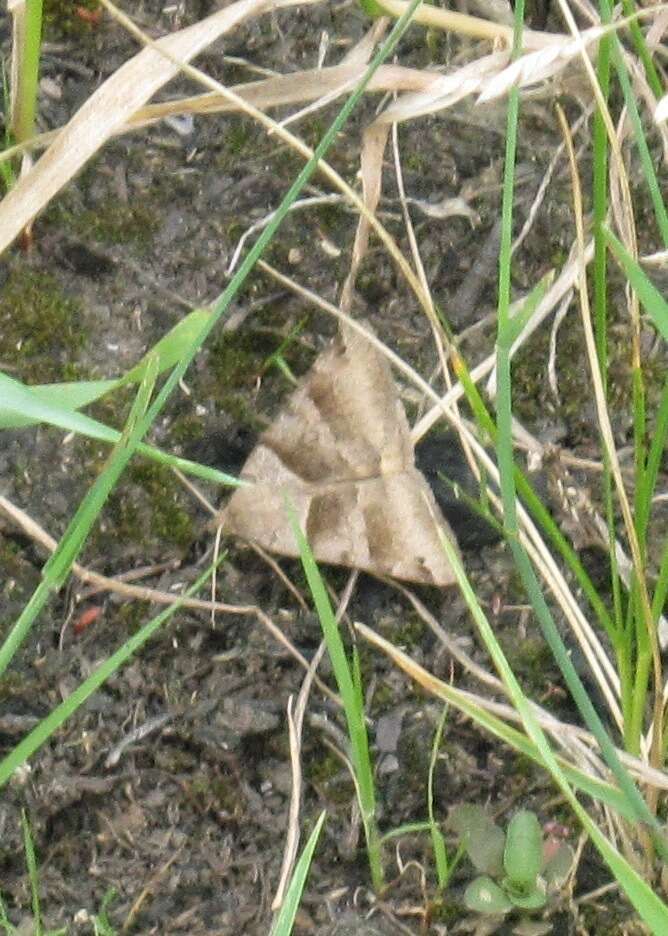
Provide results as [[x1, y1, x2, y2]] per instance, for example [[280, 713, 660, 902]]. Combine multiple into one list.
[[476, 26, 605, 104], [378, 51, 508, 125], [127, 62, 442, 133], [224, 324, 461, 586]]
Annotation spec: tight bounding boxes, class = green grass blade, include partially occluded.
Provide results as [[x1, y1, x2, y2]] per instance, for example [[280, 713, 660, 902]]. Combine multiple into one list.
[[288, 507, 383, 890], [0, 377, 119, 427], [0, 371, 127, 433], [452, 351, 615, 639], [0, 557, 223, 788], [428, 707, 450, 890], [602, 225, 668, 339], [504, 270, 554, 347], [0, 357, 158, 681], [269, 811, 326, 936], [11, 0, 43, 144], [21, 810, 42, 935], [122, 309, 210, 384], [0, 372, 243, 489], [0, 309, 211, 429], [634, 375, 668, 553], [610, 45, 668, 247]]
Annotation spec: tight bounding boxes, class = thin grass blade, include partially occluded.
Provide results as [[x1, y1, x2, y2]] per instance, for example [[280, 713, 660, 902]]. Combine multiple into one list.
[[269, 811, 326, 936]]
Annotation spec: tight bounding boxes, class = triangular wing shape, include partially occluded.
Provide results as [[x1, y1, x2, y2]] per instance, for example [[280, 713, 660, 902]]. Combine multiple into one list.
[[225, 325, 460, 586]]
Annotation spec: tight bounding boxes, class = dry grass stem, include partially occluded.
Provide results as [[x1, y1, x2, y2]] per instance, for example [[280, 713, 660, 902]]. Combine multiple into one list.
[[272, 642, 325, 911], [557, 105, 664, 771], [254, 259, 631, 735], [0, 0, 324, 253], [0, 494, 340, 704], [356, 622, 668, 790]]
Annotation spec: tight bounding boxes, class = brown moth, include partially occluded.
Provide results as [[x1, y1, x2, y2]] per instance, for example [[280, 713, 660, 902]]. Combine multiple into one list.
[[224, 323, 460, 586]]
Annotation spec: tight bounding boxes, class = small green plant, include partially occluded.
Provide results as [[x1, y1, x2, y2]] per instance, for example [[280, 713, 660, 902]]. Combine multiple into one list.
[[90, 889, 118, 936], [448, 806, 573, 918], [0, 810, 67, 935]]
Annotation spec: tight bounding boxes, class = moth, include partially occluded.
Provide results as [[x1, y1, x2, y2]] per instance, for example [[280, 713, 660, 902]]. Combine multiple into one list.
[[223, 323, 461, 587]]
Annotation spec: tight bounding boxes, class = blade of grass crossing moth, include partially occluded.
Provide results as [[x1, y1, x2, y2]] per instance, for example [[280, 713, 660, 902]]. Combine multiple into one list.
[[286, 503, 383, 890], [270, 811, 326, 936], [0, 356, 159, 682], [0, 556, 225, 787], [434, 530, 668, 928]]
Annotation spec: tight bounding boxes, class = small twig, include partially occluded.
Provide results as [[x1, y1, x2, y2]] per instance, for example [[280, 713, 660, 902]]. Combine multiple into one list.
[[0, 495, 340, 705]]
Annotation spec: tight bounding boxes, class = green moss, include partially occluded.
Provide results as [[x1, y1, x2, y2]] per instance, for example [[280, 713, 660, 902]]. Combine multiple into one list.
[[389, 614, 426, 647], [72, 198, 158, 249], [0, 671, 25, 702], [306, 750, 352, 804], [113, 601, 151, 634], [187, 771, 246, 818], [0, 268, 86, 381], [215, 118, 262, 172], [201, 327, 299, 430], [125, 462, 195, 548], [43, 0, 101, 38], [169, 412, 207, 445]]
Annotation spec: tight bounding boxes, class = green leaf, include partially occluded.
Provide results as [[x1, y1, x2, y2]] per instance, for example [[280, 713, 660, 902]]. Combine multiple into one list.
[[0, 372, 122, 435], [0, 309, 211, 429], [505, 881, 547, 911], [503, 810, 543, 890], [0, 377, 120, 428], [448, 805, 505, 876], [464, 876, 513, 915], [543, 840, 574, 889], [359, 0, 387, 18], [502, 270, 554, 348]]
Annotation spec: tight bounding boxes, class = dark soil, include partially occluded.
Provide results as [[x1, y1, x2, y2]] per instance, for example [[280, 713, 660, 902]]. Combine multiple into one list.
[[1, 1, 666, 933]]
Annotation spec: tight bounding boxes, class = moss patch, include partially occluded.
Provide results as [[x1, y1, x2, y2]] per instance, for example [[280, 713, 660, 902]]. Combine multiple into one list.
[[112, 462, 195, 550], [43, 0, 103, 38], [71, 198, 159, 249], [0, 268, 86, 381]]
